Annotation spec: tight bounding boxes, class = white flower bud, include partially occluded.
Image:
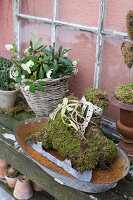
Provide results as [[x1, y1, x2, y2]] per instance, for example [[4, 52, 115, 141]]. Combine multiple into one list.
[[46, 70, 52, 78], [72, 59, 79, 66], [5, 44, 14, 51]]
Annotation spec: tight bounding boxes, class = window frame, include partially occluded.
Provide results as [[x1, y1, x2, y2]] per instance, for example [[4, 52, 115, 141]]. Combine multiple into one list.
[[13, 0, 131, 131]]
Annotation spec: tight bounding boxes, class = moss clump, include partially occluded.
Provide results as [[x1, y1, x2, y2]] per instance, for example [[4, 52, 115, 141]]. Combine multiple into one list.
[[121, 42, 133, 68], [28, 90, 117, 173], [41, 113, 99, 172], [115, 83, 133, 104], [85, 126, 117, 164], [126, 10, 133, 40], [83, 88, 109, 110], [30, 112, 117, 172], [6, 167, 20, 178]]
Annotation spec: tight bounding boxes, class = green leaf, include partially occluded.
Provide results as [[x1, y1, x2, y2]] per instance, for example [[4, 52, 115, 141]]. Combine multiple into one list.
[[59, 57, 72, 66], [43, 64, 50, 72], [49, 45, 54, 55], [29, 83, 36, 93], [30, 64, 39, 72], [43, 56, 51, 62], [54, 53, 59, 59], [31, 33, 35, 49], [22, 69, 29, 75], [36, 37, 43, 49], [24, 81, 33, 86], [16, 73, 21, 83], [41, 48, 51, 56], [53, 60, 58, 72], [30, 75, 35, 81], [38, 80, 46, 85], [38, 66, 44, 79], [37, 83, 44, 92], [58, 45, 62, 55], [30, 41, 33, 50], [61, 49, 70, 56], [36, 45, 44, 50], [29, 56, 38, 63], [21, 56, 31, 63]]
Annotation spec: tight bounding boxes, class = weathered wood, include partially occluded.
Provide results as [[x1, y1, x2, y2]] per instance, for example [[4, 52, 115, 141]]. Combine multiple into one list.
[[0, 114, 19, 131]]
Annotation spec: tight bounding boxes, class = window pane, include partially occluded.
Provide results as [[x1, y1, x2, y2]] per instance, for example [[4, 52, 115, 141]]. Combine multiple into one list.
[[56, 27, 96, 98], [100, 37, 133, 121], [20, 19, 51, 49], [105, 0, 133, 32], [20, 0, 52, 19], [58, 0, 100, 27]]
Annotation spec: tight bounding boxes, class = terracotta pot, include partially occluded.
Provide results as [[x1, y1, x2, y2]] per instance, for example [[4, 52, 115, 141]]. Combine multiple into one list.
[[32, 181, 44, 191], [0, 159, 9, 179], [13, 175, 33, 199], [5, 170, 20, 188], [110, 94, 133, 161]]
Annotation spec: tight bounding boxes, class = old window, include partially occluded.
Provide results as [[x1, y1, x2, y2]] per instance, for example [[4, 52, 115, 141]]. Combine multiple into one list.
[[13, 0, 133, 127]]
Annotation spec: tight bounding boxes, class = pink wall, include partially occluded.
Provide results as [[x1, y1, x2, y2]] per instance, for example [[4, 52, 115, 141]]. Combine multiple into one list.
[[0, 0, 13, 57], [105, 0, 133, 32], [56, 27, 96, 98]]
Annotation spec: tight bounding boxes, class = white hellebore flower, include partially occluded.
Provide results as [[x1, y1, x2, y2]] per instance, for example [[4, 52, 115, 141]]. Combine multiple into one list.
[[5, 44, 14, 51], [72, 59, 79, 66], [21, 60, 34, 74], [10, 69, 19, 80], [46, 70, 52, 79], [24, 85, 30, 91], [21, 75, 25, 80]]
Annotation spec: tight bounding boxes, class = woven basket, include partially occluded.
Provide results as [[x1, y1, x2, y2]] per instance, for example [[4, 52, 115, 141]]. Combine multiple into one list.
[[20, 77, 69, 117]]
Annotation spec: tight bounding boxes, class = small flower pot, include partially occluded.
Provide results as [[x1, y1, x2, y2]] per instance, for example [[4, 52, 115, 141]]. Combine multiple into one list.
[[5, 168, 20, 188], [32, 181, 44, 191], [13, 175, 33, 199], [0, 88, 19, 109], [0, 159, 9, 179]]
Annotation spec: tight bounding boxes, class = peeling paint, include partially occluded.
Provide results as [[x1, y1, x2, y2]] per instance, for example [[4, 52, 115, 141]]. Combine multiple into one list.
[[2, 133, 23, 152], [54, 178, 64, 185], [2, 133, 15, 141], [89, 195, 98, 200]]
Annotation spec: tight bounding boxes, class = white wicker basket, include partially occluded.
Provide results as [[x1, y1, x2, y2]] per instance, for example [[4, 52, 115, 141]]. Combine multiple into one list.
[[20, 77, 69, 117]]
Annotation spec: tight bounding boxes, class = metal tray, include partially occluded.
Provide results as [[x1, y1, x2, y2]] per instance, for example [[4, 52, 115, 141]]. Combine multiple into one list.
[[15, 117, 130, 193]]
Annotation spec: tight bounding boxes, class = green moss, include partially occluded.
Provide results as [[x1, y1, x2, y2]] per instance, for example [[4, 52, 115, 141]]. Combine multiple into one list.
[[36, 113, 117, 172], [6, 167, 20, 178], [126, 10, 133, 41], [0, 101, 32, 116], [42, 113, 99, 172], [83, 88, 109, 110], [121, 42, 133, 68], [85, 126, 117, 164], [115, 83, 133, 104], [28, 90, 117, 173]]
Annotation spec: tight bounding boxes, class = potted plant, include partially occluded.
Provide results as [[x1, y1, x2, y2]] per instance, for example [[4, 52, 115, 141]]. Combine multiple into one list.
[[0, 56, 19, 109], [110, 10, 133, 160], [5, 166, 20, 188], [6, 34, 79, 117]]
